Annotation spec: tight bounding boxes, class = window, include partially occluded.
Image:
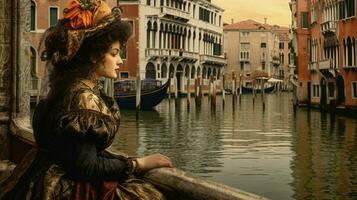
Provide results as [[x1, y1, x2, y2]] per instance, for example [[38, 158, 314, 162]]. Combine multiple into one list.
[[120, 72, 129, 79], [301, 12, 309, 28], [261, 43, 266, 48], [262, 62, 265, 70], [49, 7, 58, 27], [31, 1, 36, 31], [328, 82, 335, 97], [240, 42, 250, 50], [240, 32, 249, 37], [313, 84, 320, 97], [279, 42, 284, 49], [120, 44, 127, 59], [352, 82, 357, 99], [240, 62, 244, 70], [147, 0, 150, 5]]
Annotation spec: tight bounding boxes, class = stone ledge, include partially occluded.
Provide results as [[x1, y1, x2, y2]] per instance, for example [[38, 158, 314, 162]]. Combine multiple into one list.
[[7, 118, 267, 200]]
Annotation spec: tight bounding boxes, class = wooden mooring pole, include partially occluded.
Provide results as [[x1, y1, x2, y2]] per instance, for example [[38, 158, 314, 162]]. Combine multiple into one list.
[[222, 74, 226, 109], [187, 78, 190, 110]]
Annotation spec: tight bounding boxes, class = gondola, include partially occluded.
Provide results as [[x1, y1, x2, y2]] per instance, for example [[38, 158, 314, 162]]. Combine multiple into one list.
[[114, 79, 170, 109], [239, 85, 275, 94]]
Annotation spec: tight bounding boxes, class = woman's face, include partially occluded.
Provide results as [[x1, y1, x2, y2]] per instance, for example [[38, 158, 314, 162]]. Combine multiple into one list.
[[95, 41, 123, 79]]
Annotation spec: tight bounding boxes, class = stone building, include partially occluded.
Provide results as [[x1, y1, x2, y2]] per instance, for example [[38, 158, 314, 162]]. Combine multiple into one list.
[[223, 19, 290, 88], [120, 0, 226, 94], [290, 0, 357, 111]]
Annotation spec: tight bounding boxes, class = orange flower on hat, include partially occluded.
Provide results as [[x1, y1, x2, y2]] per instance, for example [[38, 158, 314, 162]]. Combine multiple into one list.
[[64, 0, 94, 29]]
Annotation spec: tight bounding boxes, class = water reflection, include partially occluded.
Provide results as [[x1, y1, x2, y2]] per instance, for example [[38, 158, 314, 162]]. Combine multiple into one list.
[[110, 93, 357, 200], [291, 108, 357, 200]]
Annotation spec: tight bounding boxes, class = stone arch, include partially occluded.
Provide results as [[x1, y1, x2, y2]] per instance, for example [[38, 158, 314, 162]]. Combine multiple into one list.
[[185, 65, 190, 78], [320, 78, 327, 109], [145, 62, 156, 79], [161, 63, 168, 78], [336, 75, 345, 106], [202, 67, 207, 79], [191, 66, 196, 79], [169, 64, 175, 78], [147, 21, 152, 48]]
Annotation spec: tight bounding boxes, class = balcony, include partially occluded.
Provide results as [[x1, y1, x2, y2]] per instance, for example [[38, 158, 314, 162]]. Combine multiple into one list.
[[319, 59, 333, 70], [160, 6, 190, 21], [145, 48, 199, 63], [240, 57, 250, 63], [272, 57, 280, 66], [308, 62, 317, 71], [321, 20, 337, 35], [200, 54, 227, 65]]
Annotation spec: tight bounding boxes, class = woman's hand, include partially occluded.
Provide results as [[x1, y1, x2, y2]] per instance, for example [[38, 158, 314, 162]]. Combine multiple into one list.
[[135, 154, 173, 172]]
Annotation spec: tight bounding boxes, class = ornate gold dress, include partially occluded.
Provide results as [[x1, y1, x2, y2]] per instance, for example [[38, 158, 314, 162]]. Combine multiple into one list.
[[0, 81, 165, 200]]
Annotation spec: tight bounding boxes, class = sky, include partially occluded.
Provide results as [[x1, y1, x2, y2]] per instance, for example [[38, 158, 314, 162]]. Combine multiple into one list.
[[211, 0, 291, 27]]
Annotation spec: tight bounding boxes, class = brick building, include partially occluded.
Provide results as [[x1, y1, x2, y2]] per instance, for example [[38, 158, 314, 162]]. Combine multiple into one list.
[[290, 0, 357, 111]]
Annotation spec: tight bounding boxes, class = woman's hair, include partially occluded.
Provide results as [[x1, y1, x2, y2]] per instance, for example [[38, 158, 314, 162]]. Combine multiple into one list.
[[43, 18, 132, 94]]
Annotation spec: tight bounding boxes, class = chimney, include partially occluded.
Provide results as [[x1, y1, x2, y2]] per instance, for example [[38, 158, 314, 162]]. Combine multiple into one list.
[[264, 17, 267, 24], [231, 18, 234, 24]]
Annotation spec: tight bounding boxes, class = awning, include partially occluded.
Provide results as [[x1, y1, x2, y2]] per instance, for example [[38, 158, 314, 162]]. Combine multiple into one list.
[[268, 78, 283, 83]]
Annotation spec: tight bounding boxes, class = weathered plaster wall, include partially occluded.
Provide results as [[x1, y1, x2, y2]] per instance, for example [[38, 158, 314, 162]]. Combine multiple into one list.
[[0, 0, 12, 159], [0, 0, 31, 159]]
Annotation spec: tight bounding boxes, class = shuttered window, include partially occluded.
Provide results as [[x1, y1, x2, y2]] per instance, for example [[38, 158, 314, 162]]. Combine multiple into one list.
[[49, 7, 58, 27]]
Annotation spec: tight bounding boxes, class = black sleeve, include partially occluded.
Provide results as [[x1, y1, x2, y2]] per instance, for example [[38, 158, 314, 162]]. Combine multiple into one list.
[[62, 138, 129, 181]]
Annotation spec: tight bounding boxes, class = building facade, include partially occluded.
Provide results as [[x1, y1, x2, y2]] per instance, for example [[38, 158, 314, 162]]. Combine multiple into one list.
[[223, 20, 291, 88], [121, 0, 226, 94], [291, 0, 357, 111]]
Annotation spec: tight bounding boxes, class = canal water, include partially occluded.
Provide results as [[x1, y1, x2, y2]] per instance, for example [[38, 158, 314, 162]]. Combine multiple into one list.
[[109, 93, 357, 200]]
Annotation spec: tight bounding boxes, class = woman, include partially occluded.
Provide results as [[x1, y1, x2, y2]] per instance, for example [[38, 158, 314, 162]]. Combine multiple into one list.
[[0, 0, 172, 199]]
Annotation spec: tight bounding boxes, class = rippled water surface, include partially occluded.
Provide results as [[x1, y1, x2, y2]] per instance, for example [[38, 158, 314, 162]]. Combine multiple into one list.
[[109, 93, 357, 200]]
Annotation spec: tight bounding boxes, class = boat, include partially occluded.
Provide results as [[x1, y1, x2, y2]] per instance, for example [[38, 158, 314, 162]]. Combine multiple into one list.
[[114, 79, 170, 109], [239, 85, 275, 94]]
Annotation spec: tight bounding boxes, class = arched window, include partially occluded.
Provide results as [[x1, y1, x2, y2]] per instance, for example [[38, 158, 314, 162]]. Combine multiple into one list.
[[202, 67, 207, 79], [161, 63, 167, 78], [147, 0, 151, 5], [153, 22, 158, 48], [185, 65, 190, 78], [31, 1, 36, 31], [147, 22, 152, 48], [207, 67, 211, 78], [191, 67, 195, 79], [169, 64, 175, 78], [197, 67, 201, 78], [347, 37, 353, 66], [145, 62, 156, 79]]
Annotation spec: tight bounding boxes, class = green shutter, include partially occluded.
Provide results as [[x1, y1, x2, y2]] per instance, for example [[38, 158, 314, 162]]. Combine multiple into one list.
[[50, 8, 58, 27]]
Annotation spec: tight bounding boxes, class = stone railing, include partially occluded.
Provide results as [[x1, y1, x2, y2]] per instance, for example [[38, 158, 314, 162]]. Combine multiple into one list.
[[200, 55, 227, 65], [308, 62, 317, 71], [318, 59, 333, 70], [160, 6, 190, 20], [1, 118, 267, 200], [321, 20, 337, 34]]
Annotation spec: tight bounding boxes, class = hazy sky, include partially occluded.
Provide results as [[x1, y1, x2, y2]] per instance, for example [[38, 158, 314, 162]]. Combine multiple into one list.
[[211, 0, 291, 27]]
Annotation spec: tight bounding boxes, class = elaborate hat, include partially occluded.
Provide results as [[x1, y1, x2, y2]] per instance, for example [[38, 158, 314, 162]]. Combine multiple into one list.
[[52, 0, 122, 63]]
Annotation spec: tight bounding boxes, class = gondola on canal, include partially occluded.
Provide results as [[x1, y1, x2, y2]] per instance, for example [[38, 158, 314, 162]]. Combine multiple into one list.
[[239, 84, 275, 94], [114, 79, 170, 109]]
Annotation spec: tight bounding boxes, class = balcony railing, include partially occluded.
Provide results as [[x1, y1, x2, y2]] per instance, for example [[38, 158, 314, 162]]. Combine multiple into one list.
[[160, 6, 190, 20], [318, 59, 333, 70], [240, 57, 250, 63], [321, 20, 337, 34], [308, 62, 317, 71], [200, 55, 227, 65], [272, 58, 280, 66], [145, 48, 199, 61]]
